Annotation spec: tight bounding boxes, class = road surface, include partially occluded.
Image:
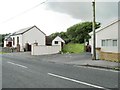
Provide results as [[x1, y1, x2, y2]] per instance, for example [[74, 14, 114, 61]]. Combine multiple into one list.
[[1, 53, 119, 89]]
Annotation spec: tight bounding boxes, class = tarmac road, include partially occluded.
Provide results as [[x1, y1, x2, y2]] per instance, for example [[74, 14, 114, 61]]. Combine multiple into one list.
[[1, 53, 119, 89]]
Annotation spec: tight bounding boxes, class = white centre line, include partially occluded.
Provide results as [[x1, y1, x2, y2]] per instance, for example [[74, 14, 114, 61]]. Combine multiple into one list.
[[7, 61, 28, 69], [48, 73, 110, 90]]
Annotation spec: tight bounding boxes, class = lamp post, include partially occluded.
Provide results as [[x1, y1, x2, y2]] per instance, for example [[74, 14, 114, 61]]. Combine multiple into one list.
[[92, 0, 96, 60]]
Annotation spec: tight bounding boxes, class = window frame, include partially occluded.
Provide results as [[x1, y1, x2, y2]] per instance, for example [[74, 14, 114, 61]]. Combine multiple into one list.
[[101, 39, 118, 47], [112, 39, 117, 46], [101, 40, 105, 46], [13, 37, 15, 45], [17, 37, 19, 44], [54, 41, 58, 44]]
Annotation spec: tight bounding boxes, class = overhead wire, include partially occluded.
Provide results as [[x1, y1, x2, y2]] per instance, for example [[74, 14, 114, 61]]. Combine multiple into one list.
[[1, 0, 48, 24]]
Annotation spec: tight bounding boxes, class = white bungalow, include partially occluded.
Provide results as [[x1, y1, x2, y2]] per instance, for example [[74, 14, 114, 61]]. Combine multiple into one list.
[[4, 25, 46, 51], [4, 26, 65, 55], [89, 19, 120, 62]]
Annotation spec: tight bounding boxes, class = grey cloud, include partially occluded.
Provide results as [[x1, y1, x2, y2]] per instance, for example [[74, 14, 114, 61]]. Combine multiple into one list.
[[46, 2, 92, 20], [45, 2, 118, 23]]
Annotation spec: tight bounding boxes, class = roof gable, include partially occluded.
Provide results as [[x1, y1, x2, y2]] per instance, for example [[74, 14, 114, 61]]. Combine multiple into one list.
[[89, 19, 120, 35], [52, 36, 65, 43], [11, 25, 46, 36]]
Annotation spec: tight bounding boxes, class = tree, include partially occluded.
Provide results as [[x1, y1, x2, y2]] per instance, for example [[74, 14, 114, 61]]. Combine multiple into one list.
[[49, 32, 60, 40], [49, 32, 70, 44], [49, 21, 101, 44], [67, 22, 101, 43], [0, 33, 10, 47], [59, 32, 70, 44]]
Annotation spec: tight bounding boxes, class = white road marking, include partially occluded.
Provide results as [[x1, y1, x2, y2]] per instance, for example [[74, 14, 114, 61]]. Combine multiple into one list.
[[7, 61, 28, 69], [48, 73, 109, 90], [74, 65, 119, 73]]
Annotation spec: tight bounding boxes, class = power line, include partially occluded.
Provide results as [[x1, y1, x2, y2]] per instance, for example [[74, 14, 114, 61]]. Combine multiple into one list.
[[1, 0, 48, 24]]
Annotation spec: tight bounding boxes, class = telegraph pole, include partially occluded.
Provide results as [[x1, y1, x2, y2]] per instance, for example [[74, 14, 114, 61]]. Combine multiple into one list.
[[92, 0, 96, 60]]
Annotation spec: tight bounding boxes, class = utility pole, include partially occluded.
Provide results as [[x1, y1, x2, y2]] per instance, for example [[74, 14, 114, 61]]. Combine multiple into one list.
[[92, 0, 96, 60]]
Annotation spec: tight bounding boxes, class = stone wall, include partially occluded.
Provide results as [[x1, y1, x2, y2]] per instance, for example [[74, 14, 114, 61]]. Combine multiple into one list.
[[2, 47, 17, 53], [100, 52, 120, 62]]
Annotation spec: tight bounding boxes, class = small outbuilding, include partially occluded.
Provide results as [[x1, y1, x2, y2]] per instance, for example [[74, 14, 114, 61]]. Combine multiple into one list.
[[52, 36, 65, 48]]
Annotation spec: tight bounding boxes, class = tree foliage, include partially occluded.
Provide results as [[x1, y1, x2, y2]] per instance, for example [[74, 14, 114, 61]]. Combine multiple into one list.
[[0, 34, 9, 46], [49, 22, 101, 44], [49, 32, 70, 44]]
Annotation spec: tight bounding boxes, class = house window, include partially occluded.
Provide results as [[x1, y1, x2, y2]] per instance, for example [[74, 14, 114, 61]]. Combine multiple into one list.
[[107, 39, 112, 46], [54, 41, 58, 44], [13, 37, 15, 45], [17, 37, 19, 44], [102, 40, 105, 46], [113, 40, 117, 46], [102, 39, 117, 47]]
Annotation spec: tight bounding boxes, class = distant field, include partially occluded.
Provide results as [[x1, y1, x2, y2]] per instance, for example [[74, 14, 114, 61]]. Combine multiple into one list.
[[62, 43, 85, 53]]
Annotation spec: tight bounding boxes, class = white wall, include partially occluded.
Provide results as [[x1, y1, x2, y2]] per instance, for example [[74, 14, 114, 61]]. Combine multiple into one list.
[[4, 41, 7, 47], [23, 27, 45, 47], [11, 35, 22, 47], [118, 20, 120, 53], [3, 35, 23, 51], [11, 35, 23, 51], [52, 41, 62, 46], [31, 45, 61, 55], [52, 36, 65, 45], [89, 20, 119, 54]]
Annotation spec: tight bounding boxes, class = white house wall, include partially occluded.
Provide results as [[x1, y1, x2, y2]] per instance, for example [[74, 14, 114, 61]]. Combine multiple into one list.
[[97, 22, 118, 53], [11, 35, 23, 51], [4, 41, 7, 47], [118, 20, 120, 53], [52, 36, 65, 45], [22, 27, 45, 46], [52, 41, 62, 46], [90, 20, 119, 54]]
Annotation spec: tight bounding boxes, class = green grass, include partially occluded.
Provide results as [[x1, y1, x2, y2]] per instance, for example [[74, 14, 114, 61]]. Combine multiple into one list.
[[62, 43, 85, 54], [0, 52, 6, 54]]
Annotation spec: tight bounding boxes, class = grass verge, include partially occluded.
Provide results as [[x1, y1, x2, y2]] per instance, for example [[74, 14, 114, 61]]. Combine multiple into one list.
[[62, 43, 84, 54], [0, 52, 6, 54]]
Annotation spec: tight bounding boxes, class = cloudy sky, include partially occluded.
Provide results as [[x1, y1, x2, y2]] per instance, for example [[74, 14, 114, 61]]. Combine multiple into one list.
[[0, 0, 119, 35]]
